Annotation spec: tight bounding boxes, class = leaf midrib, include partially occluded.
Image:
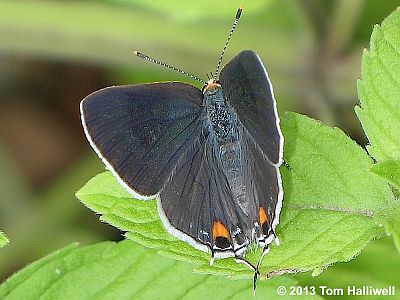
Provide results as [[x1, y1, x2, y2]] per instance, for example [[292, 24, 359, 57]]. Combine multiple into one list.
[[286, 203, 374, 217]]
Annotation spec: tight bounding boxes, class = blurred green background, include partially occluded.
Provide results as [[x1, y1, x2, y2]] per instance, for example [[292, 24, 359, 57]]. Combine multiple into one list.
[[0, 0, 399, 297]]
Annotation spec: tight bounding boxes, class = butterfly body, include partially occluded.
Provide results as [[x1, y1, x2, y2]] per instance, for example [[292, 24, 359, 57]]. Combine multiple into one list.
[[202, 81, 253, 252], [204, 82, 246, 213]]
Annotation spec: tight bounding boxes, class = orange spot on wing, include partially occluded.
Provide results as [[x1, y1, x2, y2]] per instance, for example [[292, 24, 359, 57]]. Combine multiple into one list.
[[212, 221, 230, 240], [259, 207, 268, 225]]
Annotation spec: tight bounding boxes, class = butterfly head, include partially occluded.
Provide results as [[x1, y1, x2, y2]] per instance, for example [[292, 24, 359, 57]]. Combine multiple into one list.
[[203, 79, 222, 95]]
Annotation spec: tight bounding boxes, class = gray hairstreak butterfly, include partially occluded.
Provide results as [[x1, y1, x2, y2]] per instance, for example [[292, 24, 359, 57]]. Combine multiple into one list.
[[80, 6, 283, 292]]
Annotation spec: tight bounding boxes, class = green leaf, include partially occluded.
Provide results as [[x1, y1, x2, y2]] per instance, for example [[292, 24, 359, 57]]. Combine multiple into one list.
[[373, 202, 400, 254], [370, 160, 400, 190], [281, 112, 392, 213], [0, 241, 321, 300], [275, 112, 393, 275], [77, 112, 393, 280], [297, 237, 400, 300], [0, 231, 9, 249], [356, 7, 400, 162], [355, 7, 400, 253]]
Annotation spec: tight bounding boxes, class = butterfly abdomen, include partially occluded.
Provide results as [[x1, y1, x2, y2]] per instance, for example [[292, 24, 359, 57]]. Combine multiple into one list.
[[204, 84, 250, 215]]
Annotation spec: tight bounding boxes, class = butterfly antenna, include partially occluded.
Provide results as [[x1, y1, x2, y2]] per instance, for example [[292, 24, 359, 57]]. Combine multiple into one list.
[[213, 5, 243, 80], [134, 51, 206, 84]]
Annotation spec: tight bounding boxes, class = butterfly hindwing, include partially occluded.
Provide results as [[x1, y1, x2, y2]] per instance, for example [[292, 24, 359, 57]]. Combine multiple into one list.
[[158, 127, 252, 255], [81, 82, 204, 198], [241, 126, 283, 241]]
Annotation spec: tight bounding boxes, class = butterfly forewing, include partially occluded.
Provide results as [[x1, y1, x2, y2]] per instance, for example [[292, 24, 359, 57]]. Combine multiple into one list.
[[219, 50, 283, 165], [81, 82, 204, 198]]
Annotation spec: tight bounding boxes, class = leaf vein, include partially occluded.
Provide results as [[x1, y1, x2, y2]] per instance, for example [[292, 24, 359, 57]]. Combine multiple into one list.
[[273, 214, 351, 266], [177, 275, 212, 299], [286, 203, 374, 217], [90, 250, 149, 298], [133, 260, 180, 298]]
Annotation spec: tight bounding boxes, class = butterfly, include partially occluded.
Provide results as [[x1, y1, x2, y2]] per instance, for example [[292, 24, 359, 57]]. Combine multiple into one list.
[[80, 6, 283, 292]]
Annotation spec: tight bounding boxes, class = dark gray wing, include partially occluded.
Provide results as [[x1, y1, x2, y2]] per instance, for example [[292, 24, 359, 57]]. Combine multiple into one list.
[[219, 50, 283, 165], [158, 128, 251, 252], [242, 127, 282, 238], [80, 82, 204, 197]]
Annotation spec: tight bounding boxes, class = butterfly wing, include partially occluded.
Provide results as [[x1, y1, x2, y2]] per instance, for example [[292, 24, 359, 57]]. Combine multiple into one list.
[[80, 82, 204, 199], [219, 50, 283, 165], [241, 127, 283, 244], [220, 50, 283, 245], [158, 127, 252, 256]]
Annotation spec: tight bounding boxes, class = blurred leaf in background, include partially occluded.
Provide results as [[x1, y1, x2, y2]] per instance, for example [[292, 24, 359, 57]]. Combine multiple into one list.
[[0, 231, 9, 249]]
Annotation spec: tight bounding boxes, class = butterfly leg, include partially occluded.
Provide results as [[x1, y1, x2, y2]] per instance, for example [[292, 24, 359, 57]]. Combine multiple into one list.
[[283, 159, 291, 170]]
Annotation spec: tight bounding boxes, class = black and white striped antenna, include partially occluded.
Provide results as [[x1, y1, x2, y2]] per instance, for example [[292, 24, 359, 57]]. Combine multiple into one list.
[[133, 5, 243, 85], [133, 51, 206, 85], [213, 5, 243, 80]]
